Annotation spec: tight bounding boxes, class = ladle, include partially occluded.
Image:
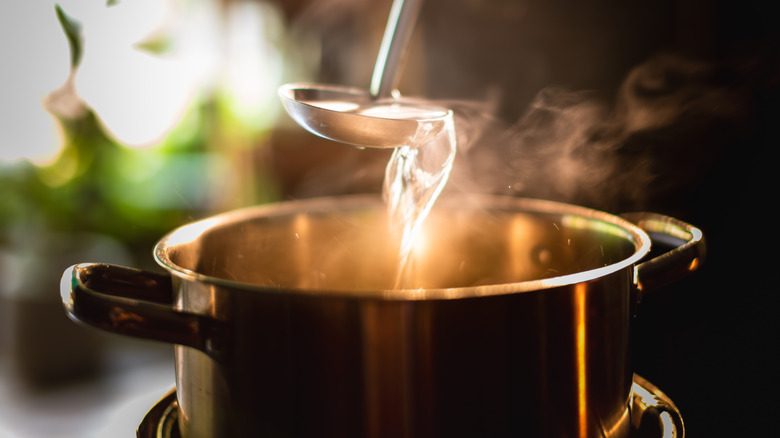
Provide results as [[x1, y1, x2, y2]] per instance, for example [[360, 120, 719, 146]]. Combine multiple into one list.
[[278, 0, 452, 149]]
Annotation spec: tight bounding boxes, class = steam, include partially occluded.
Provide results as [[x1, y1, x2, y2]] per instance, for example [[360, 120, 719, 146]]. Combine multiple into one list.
[[448, 52, 749, 212]]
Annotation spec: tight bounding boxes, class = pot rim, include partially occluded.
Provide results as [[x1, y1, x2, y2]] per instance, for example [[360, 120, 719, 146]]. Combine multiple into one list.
[[153, 194, 651, 300]]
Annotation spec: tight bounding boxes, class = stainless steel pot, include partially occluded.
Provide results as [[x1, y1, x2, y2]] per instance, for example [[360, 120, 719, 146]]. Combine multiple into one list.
[[61, 194, 704, 438]]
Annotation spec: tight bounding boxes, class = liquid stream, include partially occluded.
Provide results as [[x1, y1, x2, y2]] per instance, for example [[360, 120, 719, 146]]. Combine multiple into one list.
[[381, 104, 456, 290]]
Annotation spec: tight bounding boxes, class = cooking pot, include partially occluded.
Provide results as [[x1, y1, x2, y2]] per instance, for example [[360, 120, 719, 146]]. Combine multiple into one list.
[[61, 194, 704, 438]]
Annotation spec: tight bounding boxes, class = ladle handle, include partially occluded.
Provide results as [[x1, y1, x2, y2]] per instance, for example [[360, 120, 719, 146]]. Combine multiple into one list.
[[61, 263, 227, 362], [370, 0, 424, 99], [621, 212, 706, 300]]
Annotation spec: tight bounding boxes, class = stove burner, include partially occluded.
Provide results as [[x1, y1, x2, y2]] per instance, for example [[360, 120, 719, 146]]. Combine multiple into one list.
[[136, 389, 179, 438], [137, 375, 683, 437]]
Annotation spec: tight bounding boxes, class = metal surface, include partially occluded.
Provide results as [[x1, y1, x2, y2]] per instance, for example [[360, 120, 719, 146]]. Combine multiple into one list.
[[63, 194, 704, 438], [137, 375, 684, 438], [277, 84, 452, 149], [370, 0, 424, 99], [277, 0, 452, 149]]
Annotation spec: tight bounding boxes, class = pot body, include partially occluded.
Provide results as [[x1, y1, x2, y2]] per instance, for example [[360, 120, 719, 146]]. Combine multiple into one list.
[[62, 195, 704, 438], [174, 272, 633, 438]]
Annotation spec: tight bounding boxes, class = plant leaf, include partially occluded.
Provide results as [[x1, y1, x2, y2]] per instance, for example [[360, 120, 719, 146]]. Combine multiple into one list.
[[54, 3, 83, 69]]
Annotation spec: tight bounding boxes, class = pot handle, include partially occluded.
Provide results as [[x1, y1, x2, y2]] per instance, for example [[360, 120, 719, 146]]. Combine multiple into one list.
[[61, 263, 226, 361], [621, 212, 706, 300], [631, 374, 685, 437]]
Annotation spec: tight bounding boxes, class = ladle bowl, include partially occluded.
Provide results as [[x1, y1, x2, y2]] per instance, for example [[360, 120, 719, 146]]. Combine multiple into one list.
[[278, 0, 450, 149], [278, 83, 452, 149]]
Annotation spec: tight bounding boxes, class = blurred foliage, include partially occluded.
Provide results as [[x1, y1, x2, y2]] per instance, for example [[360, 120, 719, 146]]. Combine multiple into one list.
[[54, 3, 82, 68], [1, 105, 206, 259], [0, 3, 281, 269]]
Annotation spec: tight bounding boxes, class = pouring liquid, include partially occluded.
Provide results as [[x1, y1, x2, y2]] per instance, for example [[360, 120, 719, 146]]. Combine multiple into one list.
[[286, 90, 457, 290], [381, 104, 456, 290]]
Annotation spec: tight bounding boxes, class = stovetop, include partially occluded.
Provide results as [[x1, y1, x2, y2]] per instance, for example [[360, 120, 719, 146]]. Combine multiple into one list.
[[138, 374, 683, 438], [137, 388, 178, 438]]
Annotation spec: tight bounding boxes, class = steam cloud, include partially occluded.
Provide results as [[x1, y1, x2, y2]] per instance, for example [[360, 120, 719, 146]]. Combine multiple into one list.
[[449, 52, 751, 212]]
